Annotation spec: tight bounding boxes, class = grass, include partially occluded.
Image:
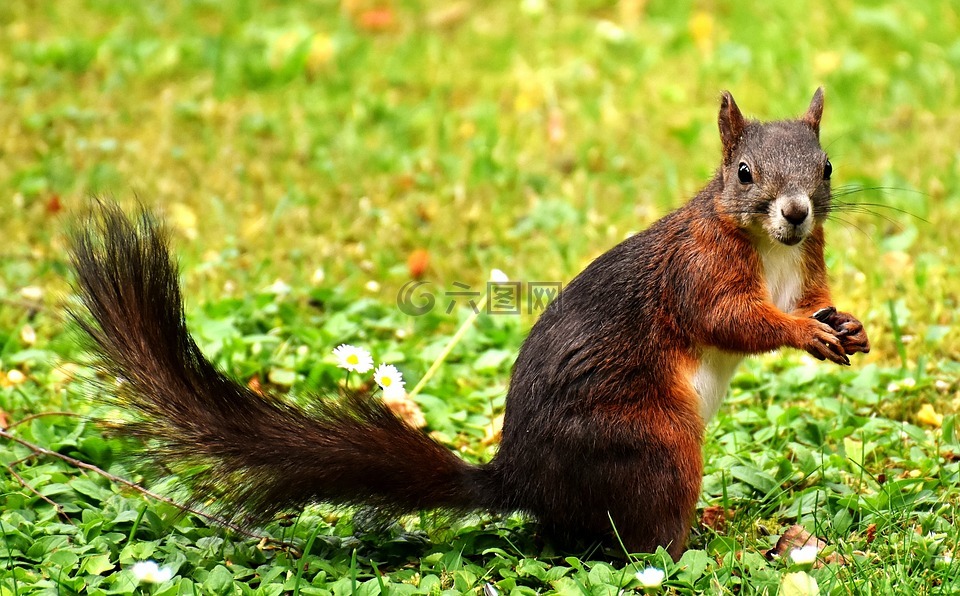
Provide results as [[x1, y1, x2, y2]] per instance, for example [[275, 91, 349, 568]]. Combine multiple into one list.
[[1, 0, 959, 593]]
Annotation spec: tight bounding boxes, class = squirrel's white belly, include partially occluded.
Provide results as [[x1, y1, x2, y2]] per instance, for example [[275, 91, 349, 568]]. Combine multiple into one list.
[[693, 348, 743, 421], [694, 244, 804, 421], [761, 243, 803, 312]]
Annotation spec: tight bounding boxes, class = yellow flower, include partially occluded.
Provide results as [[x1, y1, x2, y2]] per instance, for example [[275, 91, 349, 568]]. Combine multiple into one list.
[[306, 35, 335, 74], [689, 11, 714, 55], [813, 51, 842, 76], [917, 403, 943, 427]]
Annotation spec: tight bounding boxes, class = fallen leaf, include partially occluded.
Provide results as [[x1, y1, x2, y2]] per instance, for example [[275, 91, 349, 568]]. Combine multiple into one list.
[[482, 413, 504, 445], [700, 505, 734, 532], [46, 194, 63, 215], [766, 525, 827, 561], [395, 173, 415, 193], [865, 523, 877, 545], [383, 393, 426, 428], [407, 249, 430, 279], [358, 8, 395, 32], [426, 2, 470, 29], [415, 202, 434, 223]]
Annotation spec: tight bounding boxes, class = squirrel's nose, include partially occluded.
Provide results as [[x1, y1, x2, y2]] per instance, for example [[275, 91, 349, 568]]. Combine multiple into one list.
[[781, 204, 809, 226]]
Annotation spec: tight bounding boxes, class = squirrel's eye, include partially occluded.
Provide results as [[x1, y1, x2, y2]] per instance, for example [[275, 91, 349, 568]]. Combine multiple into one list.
[[823, 159, 833, 180], [737, 162, 753, 185]]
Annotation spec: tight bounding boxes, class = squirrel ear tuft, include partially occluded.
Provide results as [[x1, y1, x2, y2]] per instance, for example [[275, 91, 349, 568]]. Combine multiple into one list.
[[803, 87, 824, 137], [718, 91, 745, 163]]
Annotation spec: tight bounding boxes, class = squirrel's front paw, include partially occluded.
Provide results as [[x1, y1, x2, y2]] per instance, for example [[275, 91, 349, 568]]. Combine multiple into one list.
[[815, 309, 870, 355], [798, 318, 850, 366]]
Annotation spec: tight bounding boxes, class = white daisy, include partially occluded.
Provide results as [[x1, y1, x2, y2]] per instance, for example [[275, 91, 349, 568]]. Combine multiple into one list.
[[332, 344, 374, 373], [373, 363, 406, 398], [635, 567, 665, 588], [790, 545, 819, 566], [131, 560, 173, 584]]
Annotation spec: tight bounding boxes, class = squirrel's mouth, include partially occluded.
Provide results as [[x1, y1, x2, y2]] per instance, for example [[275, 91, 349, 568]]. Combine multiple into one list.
[[773, 230, 806, 246]]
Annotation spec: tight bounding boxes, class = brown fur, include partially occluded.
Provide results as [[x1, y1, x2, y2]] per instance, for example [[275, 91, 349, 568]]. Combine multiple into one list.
[[70, 90, 868, 560]]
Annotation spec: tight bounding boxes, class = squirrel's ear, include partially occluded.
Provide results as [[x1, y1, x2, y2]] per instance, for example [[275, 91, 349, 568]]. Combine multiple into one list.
[[718, 91, 745, 163], [803, 87, 824, 137]]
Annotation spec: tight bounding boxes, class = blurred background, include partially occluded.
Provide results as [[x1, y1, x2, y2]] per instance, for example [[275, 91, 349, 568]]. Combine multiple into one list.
[[0, 1, 957, 367]]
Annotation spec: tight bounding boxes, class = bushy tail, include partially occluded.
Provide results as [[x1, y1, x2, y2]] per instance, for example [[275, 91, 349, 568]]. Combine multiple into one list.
[[70, 205, 495, 522]]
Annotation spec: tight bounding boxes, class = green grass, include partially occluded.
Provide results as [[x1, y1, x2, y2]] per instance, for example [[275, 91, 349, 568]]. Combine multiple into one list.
[[1, 0, 959, 593]]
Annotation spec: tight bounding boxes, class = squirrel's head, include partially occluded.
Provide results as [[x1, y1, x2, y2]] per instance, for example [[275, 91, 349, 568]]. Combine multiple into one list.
[[716, 88, 831, 247]]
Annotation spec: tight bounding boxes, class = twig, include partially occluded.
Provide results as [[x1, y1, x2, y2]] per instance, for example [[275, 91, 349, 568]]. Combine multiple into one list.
[[0, 426, 295, 550], [9, 454, 39, 467], [5, 411, 87, 430], [4, 462, 71, 521], [0, 296, 57, 317]]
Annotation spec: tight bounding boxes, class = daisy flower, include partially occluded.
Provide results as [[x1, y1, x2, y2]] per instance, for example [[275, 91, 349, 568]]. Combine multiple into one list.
[[374, 363, 406, 398], [789, 545, 819, 566], [489, 269, 509, 283], [332, 344, 374, 373], [635, 567, 665, 589], [131, 560, 173, 584]]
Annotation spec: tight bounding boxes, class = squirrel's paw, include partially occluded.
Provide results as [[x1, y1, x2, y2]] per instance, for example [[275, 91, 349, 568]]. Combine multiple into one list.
[[799, 318, 851, 366], [821, 310, 870, 355]]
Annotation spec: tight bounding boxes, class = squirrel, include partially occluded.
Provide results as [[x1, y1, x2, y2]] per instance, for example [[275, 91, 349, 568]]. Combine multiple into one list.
[[69, 88, 869, 560]]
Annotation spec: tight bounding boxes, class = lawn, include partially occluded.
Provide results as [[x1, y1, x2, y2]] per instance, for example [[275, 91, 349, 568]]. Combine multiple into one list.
[[1, 1, 959, 594]]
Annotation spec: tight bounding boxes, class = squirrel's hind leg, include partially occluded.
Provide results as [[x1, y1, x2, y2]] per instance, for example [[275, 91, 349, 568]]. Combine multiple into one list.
[[515, 407, 703, 560], [610, 437, 703, 561]]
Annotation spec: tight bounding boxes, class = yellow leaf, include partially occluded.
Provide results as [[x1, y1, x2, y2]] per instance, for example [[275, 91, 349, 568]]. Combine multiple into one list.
[[843, 438, 864, 468], [780, 571, 820, 596]]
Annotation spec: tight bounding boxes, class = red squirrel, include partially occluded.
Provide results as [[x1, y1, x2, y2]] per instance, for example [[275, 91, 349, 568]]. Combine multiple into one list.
[[70, 88, 869, 559]]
